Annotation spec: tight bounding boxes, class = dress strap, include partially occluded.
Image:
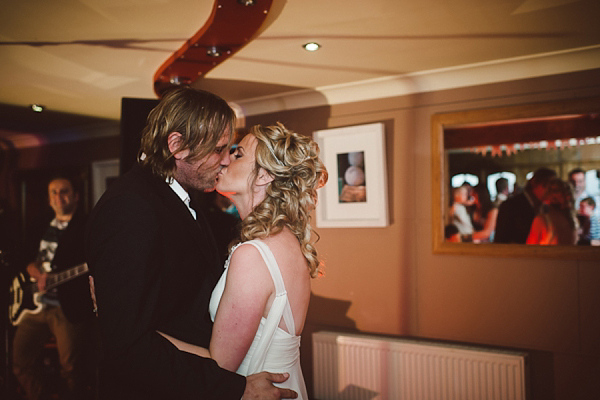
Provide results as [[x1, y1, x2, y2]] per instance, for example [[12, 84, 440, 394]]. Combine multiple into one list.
[[240, 240, 296, 335]]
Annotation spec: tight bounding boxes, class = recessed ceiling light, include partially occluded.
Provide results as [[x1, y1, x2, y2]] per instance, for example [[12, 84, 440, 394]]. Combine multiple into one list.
[[31, 104, 44, 112], [303, 42, 321, 52]]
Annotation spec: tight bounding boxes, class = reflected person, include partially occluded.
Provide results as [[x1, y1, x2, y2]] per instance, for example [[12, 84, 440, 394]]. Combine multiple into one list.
[[494, 167, 557, 244], [526, 178, 578, 245]]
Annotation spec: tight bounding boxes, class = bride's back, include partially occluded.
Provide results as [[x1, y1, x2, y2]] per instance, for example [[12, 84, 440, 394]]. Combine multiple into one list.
[[260, 228, 311, 336]]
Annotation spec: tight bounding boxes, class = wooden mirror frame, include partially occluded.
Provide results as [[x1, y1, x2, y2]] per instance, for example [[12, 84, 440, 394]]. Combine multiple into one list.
[[431, 96, 600, 260]]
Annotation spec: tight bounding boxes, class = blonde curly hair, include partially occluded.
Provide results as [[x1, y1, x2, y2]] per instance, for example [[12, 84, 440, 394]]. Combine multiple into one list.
[[236, 123, 328, 278]]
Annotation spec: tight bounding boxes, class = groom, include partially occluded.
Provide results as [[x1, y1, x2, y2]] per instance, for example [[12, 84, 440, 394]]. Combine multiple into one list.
[[85, 87, 296, 399]]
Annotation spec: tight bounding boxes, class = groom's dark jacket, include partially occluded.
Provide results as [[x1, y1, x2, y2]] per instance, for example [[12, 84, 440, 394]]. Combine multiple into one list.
[[85, 164, 245, 400]]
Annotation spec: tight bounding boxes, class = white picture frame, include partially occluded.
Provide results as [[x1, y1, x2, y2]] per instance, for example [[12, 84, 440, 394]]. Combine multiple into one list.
[[91, 159, 119, 206], [314, 122, 389, 228]]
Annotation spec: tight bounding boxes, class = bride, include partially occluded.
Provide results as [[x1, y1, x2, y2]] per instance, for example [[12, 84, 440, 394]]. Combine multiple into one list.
[[162, 122, 327, 399]]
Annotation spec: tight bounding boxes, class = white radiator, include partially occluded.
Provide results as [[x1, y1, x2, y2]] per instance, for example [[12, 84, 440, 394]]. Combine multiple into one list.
[[312, 331, 527, 400]]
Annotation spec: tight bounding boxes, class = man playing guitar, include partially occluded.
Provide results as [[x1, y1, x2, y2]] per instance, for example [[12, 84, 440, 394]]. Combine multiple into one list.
[[11, 175, 97, 400]]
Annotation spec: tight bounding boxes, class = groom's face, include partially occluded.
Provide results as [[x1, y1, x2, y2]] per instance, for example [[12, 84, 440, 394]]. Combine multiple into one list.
[[171, 130, 232, 192]]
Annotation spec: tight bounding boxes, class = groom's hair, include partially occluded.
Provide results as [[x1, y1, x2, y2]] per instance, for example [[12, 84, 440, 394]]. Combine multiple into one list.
[[138, 86, 235, 180]]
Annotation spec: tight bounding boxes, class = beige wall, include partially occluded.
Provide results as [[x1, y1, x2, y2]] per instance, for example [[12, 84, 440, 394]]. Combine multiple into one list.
[[247, 68, 600, 399]]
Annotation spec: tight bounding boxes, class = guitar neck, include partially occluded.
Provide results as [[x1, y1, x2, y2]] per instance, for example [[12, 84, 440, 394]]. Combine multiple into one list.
[[45, 263, 89, 290]]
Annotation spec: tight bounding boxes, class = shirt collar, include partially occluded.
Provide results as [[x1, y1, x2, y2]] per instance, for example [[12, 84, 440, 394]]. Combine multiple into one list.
[[50, 217, 70, 230], [167, 178, 196, 219]]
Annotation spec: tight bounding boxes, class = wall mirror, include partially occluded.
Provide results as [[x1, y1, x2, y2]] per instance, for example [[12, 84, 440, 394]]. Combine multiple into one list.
[[432, 96, 600, 260]]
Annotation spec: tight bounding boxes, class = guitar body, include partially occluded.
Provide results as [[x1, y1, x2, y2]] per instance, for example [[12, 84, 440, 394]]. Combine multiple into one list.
[[8, 273, 44, 326], [8, 263, 89, 326]]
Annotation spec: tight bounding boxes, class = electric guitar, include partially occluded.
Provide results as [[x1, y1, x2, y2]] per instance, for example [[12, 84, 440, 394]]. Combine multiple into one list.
[[8, 262, 89, 326]]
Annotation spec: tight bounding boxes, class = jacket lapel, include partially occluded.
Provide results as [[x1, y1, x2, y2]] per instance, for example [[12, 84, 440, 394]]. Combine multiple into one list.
[[146, 172, 220, 273]]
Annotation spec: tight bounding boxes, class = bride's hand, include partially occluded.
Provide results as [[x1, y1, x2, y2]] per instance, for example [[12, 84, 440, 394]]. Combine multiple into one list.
[[243, 372, 297, 400]]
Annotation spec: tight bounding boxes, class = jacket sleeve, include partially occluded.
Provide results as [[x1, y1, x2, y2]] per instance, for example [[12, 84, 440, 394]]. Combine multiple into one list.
[[86, 189, 245, 399]]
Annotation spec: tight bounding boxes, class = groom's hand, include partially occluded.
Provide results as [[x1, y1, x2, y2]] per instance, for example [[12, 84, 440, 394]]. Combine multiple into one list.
[[243, 372, 298, 399]]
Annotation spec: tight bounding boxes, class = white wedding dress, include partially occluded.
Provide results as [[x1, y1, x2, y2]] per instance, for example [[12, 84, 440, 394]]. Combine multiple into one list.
[[209, 239, 308, 399]]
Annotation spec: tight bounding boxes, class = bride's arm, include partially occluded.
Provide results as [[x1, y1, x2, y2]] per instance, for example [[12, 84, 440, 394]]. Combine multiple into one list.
[[156, 331, 211, 358], [209, 245, 273, 372]]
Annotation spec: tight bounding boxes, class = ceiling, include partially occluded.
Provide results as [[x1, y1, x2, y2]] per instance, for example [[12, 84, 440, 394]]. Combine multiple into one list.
[[1, 0, 599, 141]]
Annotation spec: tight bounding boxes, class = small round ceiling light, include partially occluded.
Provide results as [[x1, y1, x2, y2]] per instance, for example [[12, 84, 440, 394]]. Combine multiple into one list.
[[303, 42, 321, 52], [31, 104, 44, 113]]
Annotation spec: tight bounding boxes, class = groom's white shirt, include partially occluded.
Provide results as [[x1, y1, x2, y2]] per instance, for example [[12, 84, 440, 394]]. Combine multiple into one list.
[[168, 178, 196, 220]]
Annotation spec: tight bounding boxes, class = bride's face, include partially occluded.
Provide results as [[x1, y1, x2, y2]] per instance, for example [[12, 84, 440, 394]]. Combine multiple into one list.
[[216, 134, 259, 196]]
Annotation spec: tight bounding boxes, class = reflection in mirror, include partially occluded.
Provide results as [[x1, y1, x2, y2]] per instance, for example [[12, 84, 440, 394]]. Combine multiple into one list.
[[432, 96, 600, 260]]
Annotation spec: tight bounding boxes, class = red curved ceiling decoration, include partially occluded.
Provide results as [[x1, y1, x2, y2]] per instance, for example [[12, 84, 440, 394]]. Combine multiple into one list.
[[153, 0, 274, 97]]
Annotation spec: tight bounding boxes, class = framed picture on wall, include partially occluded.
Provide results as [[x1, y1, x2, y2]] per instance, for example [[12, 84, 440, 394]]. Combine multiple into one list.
[[314, 122, 389, 228], [91, 159, 119, 206]]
